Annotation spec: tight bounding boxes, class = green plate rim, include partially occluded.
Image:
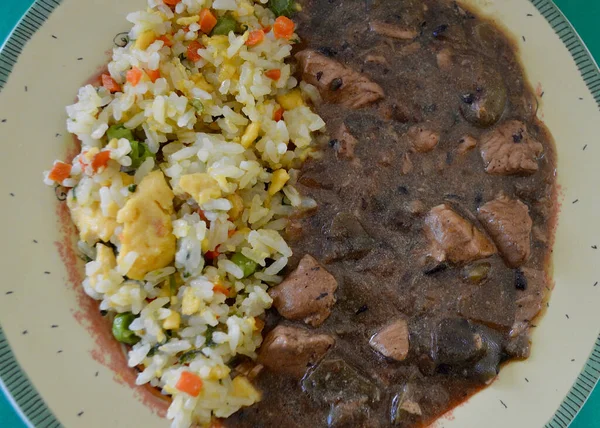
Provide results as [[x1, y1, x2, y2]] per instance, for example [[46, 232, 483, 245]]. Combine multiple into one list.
[[0, 0, 598, 427]]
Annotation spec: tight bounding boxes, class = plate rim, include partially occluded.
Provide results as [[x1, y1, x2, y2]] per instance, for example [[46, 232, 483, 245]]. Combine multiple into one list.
[[0, 0, 598, 427]]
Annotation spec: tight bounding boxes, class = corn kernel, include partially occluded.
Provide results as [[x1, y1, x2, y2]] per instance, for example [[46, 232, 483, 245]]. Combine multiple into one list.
[[241, 123, 260, 149], [231, 376, 261, 401], [227, 193, 244, 220], [182, 287, 201, 315], [162, 312, 181, 330], [276, 89, 304, 111], [176, 15, 200, 26], [208, 365, 231, 381], [135, 30, 156, 51], [268, 169, 290, 196]]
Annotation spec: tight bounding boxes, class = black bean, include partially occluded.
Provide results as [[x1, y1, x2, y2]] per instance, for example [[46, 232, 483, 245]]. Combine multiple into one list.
[[433, 24, 449, 37], [330, 78, 343, 91], [460, 93, 475, 104], [515, 269, 527, 290]]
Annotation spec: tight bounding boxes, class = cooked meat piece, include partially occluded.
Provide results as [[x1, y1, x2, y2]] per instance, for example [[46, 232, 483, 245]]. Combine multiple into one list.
[[258, 325, 335, 378], [334, 123, 358, 160], [369, 21, 418, 39], [369, 319, 410, 361], [296, 49, 384, 109], [478, 194, 532, 267], [409, 126, 440, 153], [269, 254, 338, 327], [436, 48, 453, 71], [458, 280, 516, 329], [457, 135, 478, 155], [365, 54, 388, 65], [480, 120, 544, 175], [400, 152, 413, 175], [511, 268, 548, 337], [424, 204, 496, 264]]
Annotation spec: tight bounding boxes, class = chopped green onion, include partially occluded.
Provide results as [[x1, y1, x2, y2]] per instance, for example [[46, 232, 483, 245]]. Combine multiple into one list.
[[128, 184, 137, 193], [231, 253, 258, 278], [211, 16, 237, 36], [190, 99, 204, 113], [107, 124, 134, 142], [268, 0, 296, 17], [129, 140, 155, 169]]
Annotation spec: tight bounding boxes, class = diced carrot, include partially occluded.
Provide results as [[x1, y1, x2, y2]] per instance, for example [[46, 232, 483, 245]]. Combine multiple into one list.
[[254, 317, 265, 331], [91, 151, 111, 172], [273, 106, 284, 122], [199, 8, 218, 34], [262, 25, 272, 33], [156, 35, 173, 47], [213, 284, 230, 297], [245, 30, 264, 46], [265, 69, 281, 80], [273, 16, 295, 39], [163, 0, 181, 5], [187, 41, 204, 62], [209, 419, 225, 428], [175, 371, 203, 397], [126, 67, 143, 86], [48, 162, 72, 182], [101, 73, 120, 93], [204, 250, 219, 260], [146, 69, 161, 83]]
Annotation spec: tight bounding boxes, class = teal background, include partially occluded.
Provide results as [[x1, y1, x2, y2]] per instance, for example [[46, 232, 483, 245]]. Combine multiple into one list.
[[0, 0, 598, 426]]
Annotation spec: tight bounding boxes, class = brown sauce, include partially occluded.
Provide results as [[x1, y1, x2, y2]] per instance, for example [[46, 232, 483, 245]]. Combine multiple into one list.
[[228, 0, 557, 426]]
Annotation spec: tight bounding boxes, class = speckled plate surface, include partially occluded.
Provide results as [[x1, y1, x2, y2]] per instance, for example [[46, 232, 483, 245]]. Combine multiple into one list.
[[0, 0, 599, 427]]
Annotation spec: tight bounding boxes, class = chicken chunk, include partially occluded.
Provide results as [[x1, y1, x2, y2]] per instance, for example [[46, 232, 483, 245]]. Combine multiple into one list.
[[116, 170, 176, 280], [408, 126, 440, 153], [478, 194, 532, 267], [457, 135, 478, 155], [424, 204, 496, 264], [511, 268, 548, 337], [480, 120, 544, 175], [258, 325, 335, 378], [296, 49, 384, 109], [269, 254, 338, 327], [369, 319, 410, 361]]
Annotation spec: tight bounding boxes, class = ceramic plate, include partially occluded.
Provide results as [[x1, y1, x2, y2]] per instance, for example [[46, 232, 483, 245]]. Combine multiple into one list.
[[1, 0, 599, 427]]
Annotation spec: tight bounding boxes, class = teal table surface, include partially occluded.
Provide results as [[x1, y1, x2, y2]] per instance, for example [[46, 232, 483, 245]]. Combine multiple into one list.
[[0, 0, 599, 427]]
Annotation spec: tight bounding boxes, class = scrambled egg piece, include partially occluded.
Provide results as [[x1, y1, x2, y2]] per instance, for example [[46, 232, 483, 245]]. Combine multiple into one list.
[[90, 243, 117, 288], [116, 170, 176, 280], [177, 173, 221, 205], [69, 200, 118, 244], [68, 173, 134, 244]]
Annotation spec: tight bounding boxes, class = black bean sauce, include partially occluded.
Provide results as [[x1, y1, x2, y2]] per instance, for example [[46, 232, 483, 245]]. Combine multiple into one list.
[[227, 0, 557, 427]]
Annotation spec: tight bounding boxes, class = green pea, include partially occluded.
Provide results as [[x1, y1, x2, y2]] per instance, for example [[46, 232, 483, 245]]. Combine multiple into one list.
[[112, 312, 140, 345], [231, 252, 258, 278], [211, 16, 237, 36], [107, 124, 134, 142]]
